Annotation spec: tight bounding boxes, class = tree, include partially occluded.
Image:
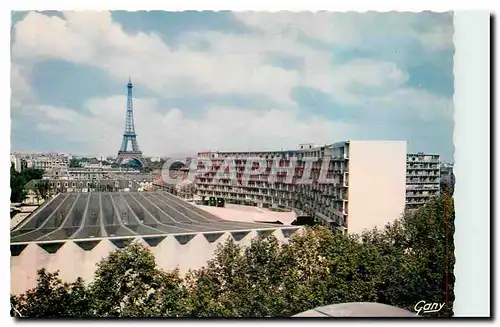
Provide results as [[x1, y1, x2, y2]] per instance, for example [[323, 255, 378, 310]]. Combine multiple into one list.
[[362, 192, 455, 317], [10, 269, 91, 317], [10, 166, 44, 203], [88, 241, 189, 317], [184, 228, 382, 317], [21, 168, 44, 181], [34, 180, 51, 204], [69, 159, 81, 168], [12, 194, 455, 318], [10, 166, 27, 203]]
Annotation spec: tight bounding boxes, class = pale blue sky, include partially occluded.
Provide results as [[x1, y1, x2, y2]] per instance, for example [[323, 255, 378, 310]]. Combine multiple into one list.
[[11, 11, 455, 161]]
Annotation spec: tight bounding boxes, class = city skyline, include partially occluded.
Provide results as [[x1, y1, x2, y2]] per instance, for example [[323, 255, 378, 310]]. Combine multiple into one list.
[[11, 11, 454, 162]]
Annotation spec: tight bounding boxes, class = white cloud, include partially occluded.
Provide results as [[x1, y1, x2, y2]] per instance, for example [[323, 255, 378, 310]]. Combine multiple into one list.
[[235, 11, 454, 51], [367, 88, 454, 121], [10, 11, 454, 157], [29, 96, 356, 156], [11, 64, 34, 107], [12, 11, 303, 105], [302, 58, 410, 105], [11, 11, 450, 110]]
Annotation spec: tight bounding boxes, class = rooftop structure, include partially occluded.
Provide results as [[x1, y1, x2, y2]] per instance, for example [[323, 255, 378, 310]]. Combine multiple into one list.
[[293, 302, 418, 317], [11, 191, 281, 244], [10, 191, 299, 294]]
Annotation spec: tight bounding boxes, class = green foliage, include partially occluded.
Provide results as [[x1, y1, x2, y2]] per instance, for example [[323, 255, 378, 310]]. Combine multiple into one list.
[[88, 242, 188, 317], [69, 158, 82, 168], [362, 191, 455, 317], [10, 166, 44, 203], [34, 180, 51, 202], [12, 193, 455, 318], [11, 269, 91, 317]]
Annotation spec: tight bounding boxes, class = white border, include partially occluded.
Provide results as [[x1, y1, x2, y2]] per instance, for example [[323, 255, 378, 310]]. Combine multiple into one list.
[[2, 1, 494, 325], [453, 11, 491, 318]]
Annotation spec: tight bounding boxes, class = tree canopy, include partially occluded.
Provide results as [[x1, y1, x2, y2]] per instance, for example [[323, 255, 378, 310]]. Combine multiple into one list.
[[10, 166, 44, 203], [69, 158, 83, 168], [11, 192, 455, 318]]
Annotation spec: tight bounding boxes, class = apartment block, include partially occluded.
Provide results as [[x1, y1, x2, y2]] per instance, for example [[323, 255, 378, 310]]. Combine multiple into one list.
[[195, 141, 407, 235], [405, 153, 441, 210], [13, 153, 71, 170]]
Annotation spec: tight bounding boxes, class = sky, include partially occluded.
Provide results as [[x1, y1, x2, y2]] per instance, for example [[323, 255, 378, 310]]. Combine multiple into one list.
[[10, 11, 455, 161]]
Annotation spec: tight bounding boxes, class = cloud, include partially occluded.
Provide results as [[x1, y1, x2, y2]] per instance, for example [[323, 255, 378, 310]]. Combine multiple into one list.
[[12, 11, 303, 105], [234, 11, 454, 51], [11, 64, 34, 107], [11, 11, 451, 111], [26, 96, 355, 156], [10, 11, 455, 160]]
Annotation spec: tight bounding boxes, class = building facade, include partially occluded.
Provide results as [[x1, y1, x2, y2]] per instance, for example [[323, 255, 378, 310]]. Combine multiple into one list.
[[440, 162, 455, 195], [195, 141, 408, 235], [26, 179, 142, 193], [10, 155, 23, 172], [405, 153, 441, 210], [43, 167, 153, 183], [11, 153, 71, 171]]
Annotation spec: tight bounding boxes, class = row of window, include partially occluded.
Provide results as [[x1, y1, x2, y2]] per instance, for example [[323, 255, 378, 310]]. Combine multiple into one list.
[[47, 181, 134, 188]]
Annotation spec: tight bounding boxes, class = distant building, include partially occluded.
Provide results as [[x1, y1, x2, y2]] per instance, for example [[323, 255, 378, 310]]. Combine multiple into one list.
[[11, 153, 70, 172], [10, 155, 22, 172], [17, 153, 71, 171], [43, 167, 153, 183], [405, 153, 441, 210], [82, 159, 103, 168], [440, 162, 455, 195], [25, 178, 142, 193]]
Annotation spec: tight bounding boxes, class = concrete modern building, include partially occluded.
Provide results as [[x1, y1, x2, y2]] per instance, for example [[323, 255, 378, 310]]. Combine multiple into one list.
[[195, 141, 408, 235], [10, 191, 299, 294], [405, 153, 441, 210]]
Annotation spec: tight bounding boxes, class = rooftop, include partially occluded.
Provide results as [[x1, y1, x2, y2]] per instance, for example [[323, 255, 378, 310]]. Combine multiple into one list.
[[293, 302, 418, 317], [11, 191, 281, 244]]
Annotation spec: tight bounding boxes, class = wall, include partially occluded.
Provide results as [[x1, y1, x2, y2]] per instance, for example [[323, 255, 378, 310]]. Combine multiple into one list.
[[346, 141, 407, 235], [10, 227, 301, 295]]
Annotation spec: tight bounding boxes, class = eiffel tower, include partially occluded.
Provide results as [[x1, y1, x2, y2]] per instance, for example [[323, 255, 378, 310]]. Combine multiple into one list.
[[116, 78, 146, 168]]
